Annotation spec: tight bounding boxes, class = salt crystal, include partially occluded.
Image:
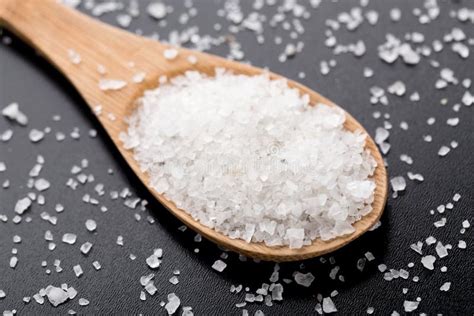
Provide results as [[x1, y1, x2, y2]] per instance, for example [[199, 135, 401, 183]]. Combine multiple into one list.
[[73, 265, 83, 277], [46, 286, 69, 306], [212, 260, 227, 272], [146, 254, 161, 269], [15, 197, 32, 215], [294, 272, 315, 287], [390, 176, 406, 192], [80, 242, 93, 255], [78, 298, 89, 306], [388, 81, 406, 96], [85, 219, 97, 232], [34, 178, 50, 191], [132, 72, 146, 83], [62, 233, 77, 245], [403, 300, 419, 312], [10, 256, 18, 268], [147, 2, 167, 19], [67, 49, 81, 64], [438, 146, 450, 157], [440, 282, 451, 291], [421, 255, 436, 270], [165, 293, 181, 315], [458, 240, 466, 249], [2, 102, 28, 125], [29, 129, 45, 143], [164, 49, 179, 60], [99, 79, 127, 91], [322, 297, 337, 313], [435, 242, 448, 258]]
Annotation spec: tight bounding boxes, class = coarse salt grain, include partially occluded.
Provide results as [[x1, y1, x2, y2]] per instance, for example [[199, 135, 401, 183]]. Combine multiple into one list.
[[121, 70, 376, 248]]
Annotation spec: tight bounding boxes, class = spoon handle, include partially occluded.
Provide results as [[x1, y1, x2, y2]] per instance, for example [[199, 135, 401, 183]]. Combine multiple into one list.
[[0, 0, 156, 107]]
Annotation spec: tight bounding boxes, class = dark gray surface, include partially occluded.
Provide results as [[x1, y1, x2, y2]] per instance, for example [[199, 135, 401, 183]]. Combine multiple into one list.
[[1, 0, 473, 315]]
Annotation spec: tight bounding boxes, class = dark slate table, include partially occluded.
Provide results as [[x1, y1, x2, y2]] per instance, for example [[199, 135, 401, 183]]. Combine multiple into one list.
[[1, 0, 472, 315]]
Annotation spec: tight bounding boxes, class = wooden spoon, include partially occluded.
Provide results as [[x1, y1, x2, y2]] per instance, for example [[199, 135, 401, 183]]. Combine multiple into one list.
[[0, 0, 387, 262]]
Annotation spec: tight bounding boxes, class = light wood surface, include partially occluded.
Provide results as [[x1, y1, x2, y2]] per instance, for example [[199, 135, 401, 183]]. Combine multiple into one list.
[[0, 0, 388, 261]]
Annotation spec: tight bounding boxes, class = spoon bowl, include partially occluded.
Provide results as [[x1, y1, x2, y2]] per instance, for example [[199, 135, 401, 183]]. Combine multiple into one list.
[[0, 0, 388, 261]]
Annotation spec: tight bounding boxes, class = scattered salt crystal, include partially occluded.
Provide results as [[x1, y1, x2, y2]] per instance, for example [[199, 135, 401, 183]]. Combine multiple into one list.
[[146, 254, 161, 269], [165, 293, 181, 315], [80, 242, 93, 255], [440, 282, 451, 291], [322, 297, 337, 313], [67, 49, 81, 64], [435, 242, 448, 258], [388, 81, 406, 96], [2, 102, 28, 125], [147, 2, 167, 19], [99, 79, 127, 91], [62, 233, 77, 245], [46, 286, 69, 307], [29, 129, 45, 143], [78, 298, 89, 306], [85, 219, 97, 232], [132, 72, 146, 83], [390, 176, 406, 193], [10, 256, 18, 268], [294, 272, 315, 287], [421, 255, 436, 270], [403, 300, 419, 312], [15, 197, 31, 215], [73, 264, 83, 277], [212, 260, 227, 272], [458, 240, 466, 249], [164, 48, 179, 60], [34, 178, 50, 191], [438, 146, 450, 157]]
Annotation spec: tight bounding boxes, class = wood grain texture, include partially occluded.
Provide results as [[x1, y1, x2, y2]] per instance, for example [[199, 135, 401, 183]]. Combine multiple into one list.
[[0, 0, 388, 261]]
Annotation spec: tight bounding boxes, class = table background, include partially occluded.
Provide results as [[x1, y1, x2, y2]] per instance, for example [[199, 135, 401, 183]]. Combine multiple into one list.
[[1, 0, 473, 315]]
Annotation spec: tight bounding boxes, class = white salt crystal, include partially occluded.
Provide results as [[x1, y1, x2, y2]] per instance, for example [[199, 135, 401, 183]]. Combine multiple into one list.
[[132, 72, 146, 83], [440, 282, 451, 291], [165, 293, 181, 315], [80, 242, 93, 255], [92, 261, 101, 270], [294, 272, 315, 287], [322, 297, 337, 313], [458, 240, 466, 249], [421, 255, 436, 270], [212, 260, 227, 272], [15, 197, 32, 214], [85, 219, 97, 232], [403, 300, 419, 312], [73, 265, 83, 277], [29, 129, 45, 143], [146, 254, 161, 269], [2, 102, 28, 125], [147, 2, 167, 19], [34, 178, 50, 191], [99, 79, 127, 91], [438, 146, 450, 157], [78, 298, 89, 306], [62, 233, 77, 245], [9, 256, 18, 268], [435, 242, 448, 258], [388, 81, 406, 96], [390, 176, 406, 192], [163, 49, 179, 60], [46, 286, 69, 306]]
